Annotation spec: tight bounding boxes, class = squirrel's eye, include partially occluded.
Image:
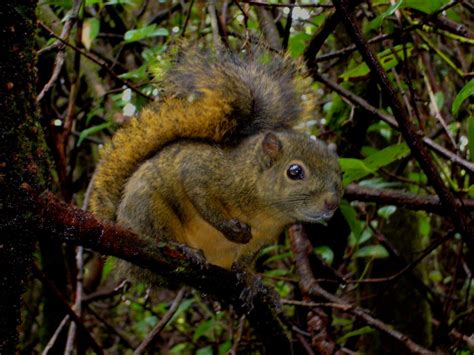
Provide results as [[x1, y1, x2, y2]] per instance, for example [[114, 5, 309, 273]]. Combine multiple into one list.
[[287, 164, 305, 180]]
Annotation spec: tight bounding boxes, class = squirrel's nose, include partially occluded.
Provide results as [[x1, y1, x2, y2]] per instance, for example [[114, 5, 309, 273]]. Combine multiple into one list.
[[324, 197, 339, 211]]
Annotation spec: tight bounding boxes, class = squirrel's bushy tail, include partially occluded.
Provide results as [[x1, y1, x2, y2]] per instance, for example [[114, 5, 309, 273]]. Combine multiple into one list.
[[90, 49, 314, 221]]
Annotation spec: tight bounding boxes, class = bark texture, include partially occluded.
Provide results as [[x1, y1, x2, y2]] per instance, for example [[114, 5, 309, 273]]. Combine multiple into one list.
[[0, 1, 50, 352]]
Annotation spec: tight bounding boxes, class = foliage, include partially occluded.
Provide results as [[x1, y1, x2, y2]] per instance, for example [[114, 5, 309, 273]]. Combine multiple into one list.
[[23, 0, 474, 353]]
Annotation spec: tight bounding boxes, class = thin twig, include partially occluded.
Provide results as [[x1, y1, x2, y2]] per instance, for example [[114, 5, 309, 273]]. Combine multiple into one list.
[[37, 0, 83, 102], [64, 25, 87, 345], [38, 21, 153, 101], [313, 72, 474, 173], [86, 305, 136, 349], [229, 315, 245, 355], [42, 315, 70, 354], [432, 318, 474, 349], [208, 1, 223, 50], [64, 181, 94, 353], [239, 0, 332, 8], [304, 0, 362, 67], [282, 0, 295, 50], [133, 287, 186, 354], [348, 230, 455, 284], [33, 264, 103, 354], [82, 280, 129, 303], [255, 4, 282, 50], [64, 246, 83, 355], [295, 333, 316, 355], [181, 0, 194, 37], [281, 299, 351, 309]]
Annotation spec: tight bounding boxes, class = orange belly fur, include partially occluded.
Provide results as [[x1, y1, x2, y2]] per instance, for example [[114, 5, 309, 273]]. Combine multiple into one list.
[[173, 201, 286, 269]]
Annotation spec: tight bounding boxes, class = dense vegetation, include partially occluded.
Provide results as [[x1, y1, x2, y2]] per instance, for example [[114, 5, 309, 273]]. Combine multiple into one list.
[[5, 0, 474, 353]]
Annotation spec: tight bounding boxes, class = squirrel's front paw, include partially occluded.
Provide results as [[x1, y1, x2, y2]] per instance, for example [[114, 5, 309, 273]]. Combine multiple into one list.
[[223, 219, 252, 244]]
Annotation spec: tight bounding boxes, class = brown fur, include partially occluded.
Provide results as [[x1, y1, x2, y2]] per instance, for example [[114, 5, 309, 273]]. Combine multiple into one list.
[[116, 132, 342, 269], [90, 50, 340, 272]]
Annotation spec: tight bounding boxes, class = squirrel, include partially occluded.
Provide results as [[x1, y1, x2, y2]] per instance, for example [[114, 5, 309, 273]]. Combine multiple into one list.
[[90, 49, 343, 271]]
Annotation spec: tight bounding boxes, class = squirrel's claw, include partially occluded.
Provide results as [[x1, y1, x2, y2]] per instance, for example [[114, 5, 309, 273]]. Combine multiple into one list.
[[223, 219, 252, 244]]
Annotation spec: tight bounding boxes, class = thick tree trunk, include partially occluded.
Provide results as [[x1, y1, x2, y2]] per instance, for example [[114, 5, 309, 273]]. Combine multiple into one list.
[[0, 1, 50, 352]]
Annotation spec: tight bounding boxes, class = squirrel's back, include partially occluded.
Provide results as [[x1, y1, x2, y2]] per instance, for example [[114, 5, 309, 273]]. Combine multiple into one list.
[[90, 49, 315, 221]]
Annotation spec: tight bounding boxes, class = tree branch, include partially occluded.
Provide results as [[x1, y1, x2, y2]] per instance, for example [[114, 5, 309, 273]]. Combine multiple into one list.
[[289, 224, 434, 354], [345, 184, 474, 214], [30, 188, 292, 353]]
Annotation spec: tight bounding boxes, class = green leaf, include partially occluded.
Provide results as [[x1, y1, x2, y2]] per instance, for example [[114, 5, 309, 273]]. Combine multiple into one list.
[[434, 91, 445, 110], [332, 316, 353, 327], [340, 143, 410, 185], [258, 244, 279, 256], [452, 80, 474, 116], [337, 326, 375, 344], [340, 44, 414, 81], [340, 201, 363, 242], [77, 122, 112, 146], [265, 268, 289, 278], [44, 0, 73, 8], [82, 18, 100, 50], [85, 0, 102, 6], [377, 205, 397, 219], [264, 252, 292, 264], [218, 340, 232, 355], [357, 228, 373, 245], [193, 319, 215, 342], [100, 257, 115, 283], [118, 65, 148, 80], [105, 0, 134, 5], [169, 343, 189, 354], [354, 245, 389, 259], [368, 1, 403, 31], [314, 246, 334, 265], [429, 270, 442, 283], [124, 24, 169, 43], [468, 185, 474, 199], [468, 116, 474, 162], [168, 299, 194, 325], [288, 32, 311, 58], [359, 178, 401, 189], [404, 0, 448, 14], [339, 158, 374, 186], [418, 212, 431, 240], [196, 346, 213, 355], [363, 143, 410, 170]]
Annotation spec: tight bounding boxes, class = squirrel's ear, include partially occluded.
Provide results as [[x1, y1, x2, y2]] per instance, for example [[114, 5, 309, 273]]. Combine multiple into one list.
[[260, 132, 282, 168]]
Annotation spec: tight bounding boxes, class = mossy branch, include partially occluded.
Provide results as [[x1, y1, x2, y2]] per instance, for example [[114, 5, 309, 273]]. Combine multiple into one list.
[[30, 188, 292, 353]]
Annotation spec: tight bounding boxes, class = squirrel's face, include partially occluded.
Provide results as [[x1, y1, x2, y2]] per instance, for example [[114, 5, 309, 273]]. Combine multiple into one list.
[[255, 131, 343, 224]]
